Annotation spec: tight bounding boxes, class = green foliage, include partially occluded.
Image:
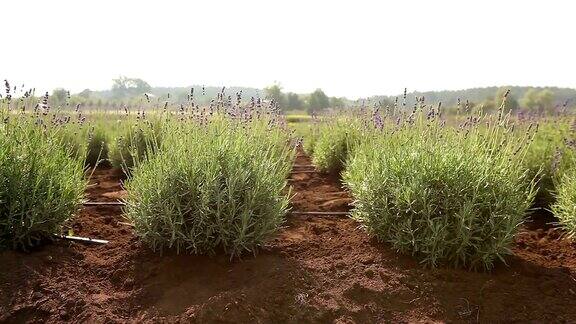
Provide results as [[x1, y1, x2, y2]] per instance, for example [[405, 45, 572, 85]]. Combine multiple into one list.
[[110, 118, 163, 173], [307, 89, 330, 113], [286, 92, 304, 110], [312, 119, 363, 174], [124, 119, 294, 256], [264, 83, 286, 110], [495, 88, 519, 111], [344, 112, 536, 270], [367, 86, 572, 111], [521, 89, 555, 112], [78, 89, 92, 99], [50, 88, 69, 108], [86, 126, 110, 167], [285, 114, 311, 123], [73, 83, 576, 114], [330, 97, 346, 109], [111, 76, 152, 99], [303, 127, 319, 156], [52, 115, 115, 168], [552, 169, 576, 238], [0, 117, 86, 249], [548, 123, 576, 237], [56, 125, 87, 161], [292, 122, 319, 155], [522, 120, 576, 207], [478, 98, 496, 113]]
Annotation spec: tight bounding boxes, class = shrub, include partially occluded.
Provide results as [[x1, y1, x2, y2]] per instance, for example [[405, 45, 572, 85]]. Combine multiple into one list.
[[312, 119, 363, 174], [57, 124, 87, 161], [522, 120, 576, 207], [551, 129, 576, 237], [303, 129, 318, 155], [290, 114, 324, 156], [110, 118, 163, 173], [552, 170, 576, 238], [85, 125, 110, 167], [0, 119, 86, 249], [344, 110, 536, 270], [292, 123, 319, 155], [124, 119, 294, 256]]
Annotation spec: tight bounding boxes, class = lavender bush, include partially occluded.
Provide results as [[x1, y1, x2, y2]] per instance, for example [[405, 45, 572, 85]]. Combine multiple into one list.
[[344, 95, 537, 270]]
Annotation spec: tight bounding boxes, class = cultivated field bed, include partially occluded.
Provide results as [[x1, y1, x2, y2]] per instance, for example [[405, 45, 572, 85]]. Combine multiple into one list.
[[1, 150, 576, 323]]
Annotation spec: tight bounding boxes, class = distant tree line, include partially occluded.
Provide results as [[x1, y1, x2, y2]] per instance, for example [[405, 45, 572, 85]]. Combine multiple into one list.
[[263, 84, 348, 113], [46, 77, 576, 114], [450, 87, 561, 114], [368, 86, 576, 115]]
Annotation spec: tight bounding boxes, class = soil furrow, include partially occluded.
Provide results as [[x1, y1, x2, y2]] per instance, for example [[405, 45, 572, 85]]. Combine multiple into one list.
[[1, 152, 576, 323]]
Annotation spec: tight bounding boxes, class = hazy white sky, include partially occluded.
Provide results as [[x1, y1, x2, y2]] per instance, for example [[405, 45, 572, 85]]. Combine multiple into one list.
[[1, 0, 574, 98]]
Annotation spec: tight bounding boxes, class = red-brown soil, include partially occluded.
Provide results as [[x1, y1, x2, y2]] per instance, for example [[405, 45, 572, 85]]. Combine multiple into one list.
[[2, 152, 576, 323]]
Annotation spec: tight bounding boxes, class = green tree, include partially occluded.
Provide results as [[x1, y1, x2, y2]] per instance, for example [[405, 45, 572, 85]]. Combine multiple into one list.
[[330, 97, 345, 109], [264, 84, 286, 110], [69, 95, 87, 107], [476, 99, 496, 113], [50, 88, 69, 107], [521, 89, 555, 112], [495, 88, 519, 111], [286, 92, 303, 110], [307, 88, 330, 113], [111, 76, 152, 99], [537, 89, 555, 112], [78, 89, 92, 99], [521, 89, 540, 110]]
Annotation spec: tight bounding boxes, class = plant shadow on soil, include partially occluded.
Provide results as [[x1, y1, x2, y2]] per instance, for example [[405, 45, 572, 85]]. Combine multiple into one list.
[[1, 152, 576, 323]]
